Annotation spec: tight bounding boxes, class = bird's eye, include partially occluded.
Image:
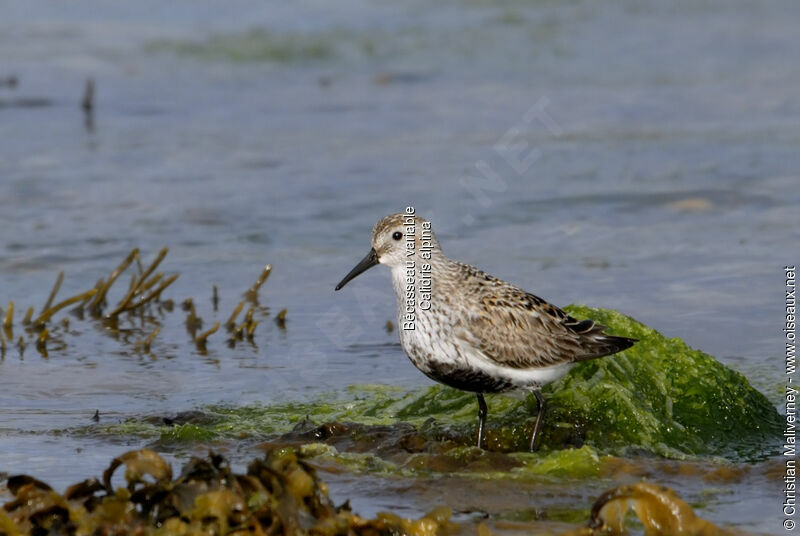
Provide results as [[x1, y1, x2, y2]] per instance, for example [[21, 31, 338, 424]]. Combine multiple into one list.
[[392, 231, 403, 241]]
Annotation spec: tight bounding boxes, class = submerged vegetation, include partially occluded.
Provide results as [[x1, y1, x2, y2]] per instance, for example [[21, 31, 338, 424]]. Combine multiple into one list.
[[0, 248, 280, 360], [0, 448, 741, 536], [147, 28, 336, 63]]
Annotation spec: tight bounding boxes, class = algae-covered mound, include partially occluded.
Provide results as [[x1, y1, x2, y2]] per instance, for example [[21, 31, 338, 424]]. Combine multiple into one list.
[[382, 305, 782, 459], [549, 305, 782, 459]]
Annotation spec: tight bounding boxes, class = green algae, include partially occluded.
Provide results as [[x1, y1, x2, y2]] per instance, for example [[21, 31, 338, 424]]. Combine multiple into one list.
[[160, 423, 216, 442], [146, 29, 336, 63], [92, 307, 780, 463], [512, 445, 604, 479], [550, 305, 782, 459], [300, 443, 399, 475], [298, 441, 606, 481]]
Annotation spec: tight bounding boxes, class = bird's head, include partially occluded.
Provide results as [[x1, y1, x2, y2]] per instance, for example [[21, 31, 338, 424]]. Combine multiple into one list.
[[335, 212, 440, 290]]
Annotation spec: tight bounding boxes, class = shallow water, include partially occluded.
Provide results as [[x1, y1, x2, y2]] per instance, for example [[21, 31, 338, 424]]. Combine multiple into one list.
[[1, 0, 798, 533]]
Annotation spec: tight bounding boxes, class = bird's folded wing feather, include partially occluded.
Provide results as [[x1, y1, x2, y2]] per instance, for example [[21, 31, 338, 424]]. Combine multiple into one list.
[[453, 287, 624, 369]]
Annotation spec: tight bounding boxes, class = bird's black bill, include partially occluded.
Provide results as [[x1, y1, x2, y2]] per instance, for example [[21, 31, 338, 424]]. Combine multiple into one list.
[[335, 248, 379, 290]]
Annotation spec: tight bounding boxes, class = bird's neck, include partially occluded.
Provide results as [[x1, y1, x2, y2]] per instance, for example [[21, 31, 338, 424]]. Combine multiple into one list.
[[389, 252, 454, 318]]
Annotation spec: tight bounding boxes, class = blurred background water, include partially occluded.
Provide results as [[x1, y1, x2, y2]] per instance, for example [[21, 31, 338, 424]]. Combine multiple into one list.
[[1, 0, 799, 532]]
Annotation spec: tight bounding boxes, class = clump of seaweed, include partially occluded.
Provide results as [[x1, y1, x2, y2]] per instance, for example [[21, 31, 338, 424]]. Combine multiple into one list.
[[218, 264, 270, 347], [0, 248, 180, 357], [574, 482, 738, 536], [0, 448, 454, 536], [0, 249, 284, 358]]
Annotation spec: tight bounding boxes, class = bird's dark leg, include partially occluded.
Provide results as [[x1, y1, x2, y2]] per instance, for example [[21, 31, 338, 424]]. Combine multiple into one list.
[[529, 389, 547, 452], [476, 393, 488, 449]]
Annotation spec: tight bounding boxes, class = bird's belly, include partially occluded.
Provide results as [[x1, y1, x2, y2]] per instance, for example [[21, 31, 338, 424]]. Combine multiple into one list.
[[400, 330, 572, 393], [419, 361, 517, 393], [420, 359, 573, 393]]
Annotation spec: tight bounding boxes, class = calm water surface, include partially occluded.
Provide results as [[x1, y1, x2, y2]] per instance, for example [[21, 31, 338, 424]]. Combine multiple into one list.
[[1, 0, 799, 532]]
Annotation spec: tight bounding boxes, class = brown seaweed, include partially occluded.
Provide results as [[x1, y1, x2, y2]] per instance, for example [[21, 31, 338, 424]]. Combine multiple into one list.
[[1, 248, 274, 357], [246, 320, 259, 339], [102, 448, 173, 490], [184, 300, 201, 339], [225, 301, 245, 330], [107, 248, 176, 317], [140, 327, 160, 353], [35, 329, 49, 357], [3, 301, 13, 334], [1, 449, 454, 536], [88, 248, 139, 315], [34, 288, 98, 326], [21, 307, 33, 326], [244, 264, 272, 302], [275, 308, 287, 329], [42, 270, 64, 313], [563, 481, 735, 536], [196, 322, 220, 349]]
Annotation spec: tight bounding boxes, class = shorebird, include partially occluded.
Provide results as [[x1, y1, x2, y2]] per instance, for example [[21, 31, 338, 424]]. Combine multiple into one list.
[[335, 213, 636, 452]]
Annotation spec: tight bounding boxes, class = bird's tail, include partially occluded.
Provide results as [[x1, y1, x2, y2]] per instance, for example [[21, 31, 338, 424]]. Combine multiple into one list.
[[566, 317, 637, 361], [595, 333, 637, 356]]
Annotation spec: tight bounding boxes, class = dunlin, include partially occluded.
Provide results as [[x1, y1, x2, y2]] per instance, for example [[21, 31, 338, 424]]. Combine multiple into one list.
[[335, 212, 636, 451]]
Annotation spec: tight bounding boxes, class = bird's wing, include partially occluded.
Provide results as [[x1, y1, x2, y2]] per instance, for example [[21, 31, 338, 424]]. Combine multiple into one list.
[[452, 275, 635, 369]]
